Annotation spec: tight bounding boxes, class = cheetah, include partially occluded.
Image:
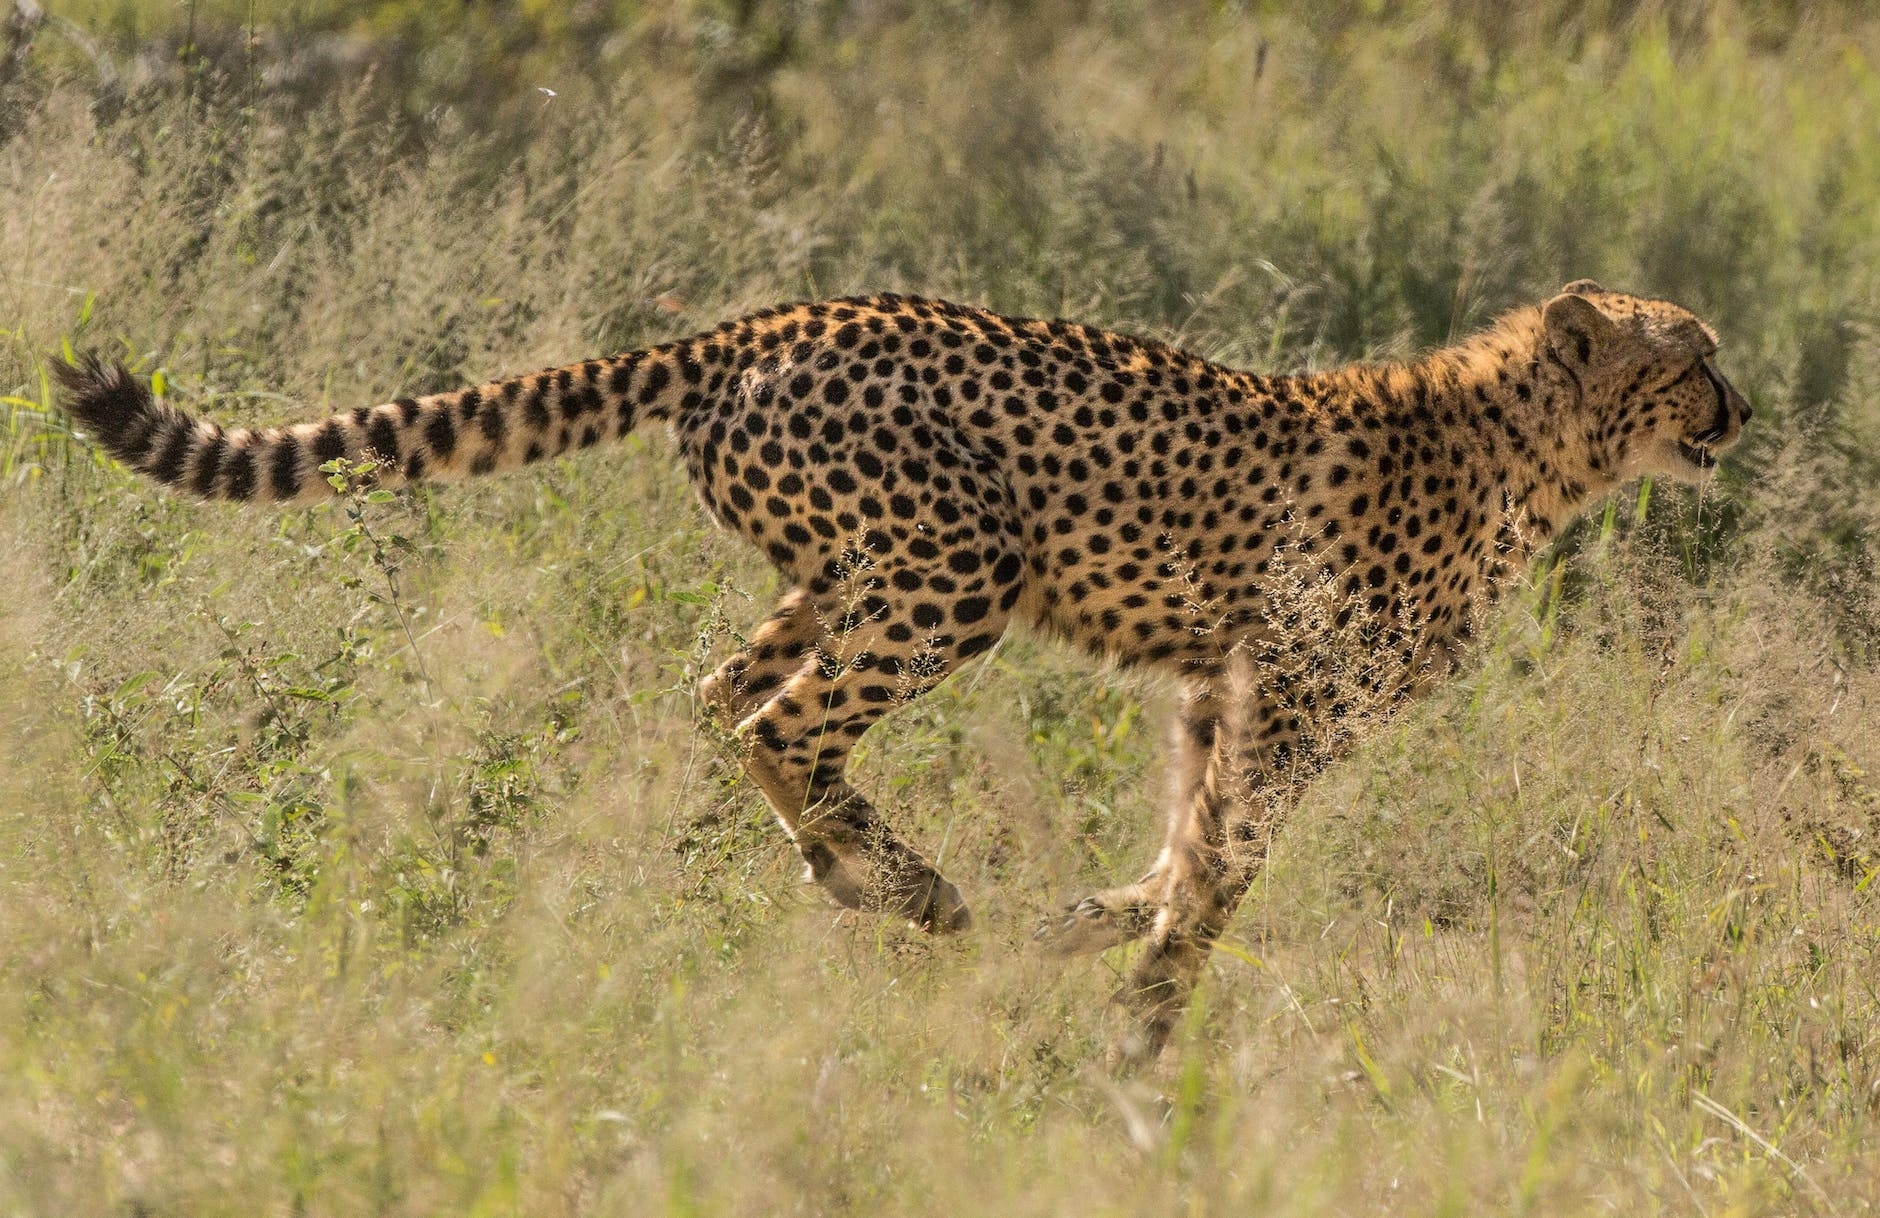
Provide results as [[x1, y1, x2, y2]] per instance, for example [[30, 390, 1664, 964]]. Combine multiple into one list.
[[57, 280, 1749, 1064]]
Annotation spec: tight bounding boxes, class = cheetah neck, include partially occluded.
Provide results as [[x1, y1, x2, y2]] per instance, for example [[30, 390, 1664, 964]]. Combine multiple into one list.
[[1341, 308, 1624, 552]]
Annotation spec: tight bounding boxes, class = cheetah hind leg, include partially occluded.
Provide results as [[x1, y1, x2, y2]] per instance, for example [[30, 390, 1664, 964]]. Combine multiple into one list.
[[735, 633, 987, 934], [742, 723, 973, 933], [727, 528, 1023, 932], [1035, 871, 1162, 955], [789, 782, 972, 932]]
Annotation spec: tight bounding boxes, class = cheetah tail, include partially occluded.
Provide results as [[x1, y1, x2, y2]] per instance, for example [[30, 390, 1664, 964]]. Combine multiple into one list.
[[53, 343, 698, 504]]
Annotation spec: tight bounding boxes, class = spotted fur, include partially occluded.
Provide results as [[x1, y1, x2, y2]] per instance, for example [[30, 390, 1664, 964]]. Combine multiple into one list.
[[58, 281, 1749, 1065]]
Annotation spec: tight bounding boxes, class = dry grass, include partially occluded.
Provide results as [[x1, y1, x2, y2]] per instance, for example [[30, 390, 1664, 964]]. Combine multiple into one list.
[[3, 3, 1880, 1213]]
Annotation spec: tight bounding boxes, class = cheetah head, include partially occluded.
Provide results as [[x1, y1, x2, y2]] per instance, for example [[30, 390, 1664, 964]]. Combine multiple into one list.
[[1542, 279, 1752, 485]]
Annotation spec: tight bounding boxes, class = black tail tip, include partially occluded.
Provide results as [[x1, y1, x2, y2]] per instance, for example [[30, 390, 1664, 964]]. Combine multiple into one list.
[[52, 352, 156, 438]]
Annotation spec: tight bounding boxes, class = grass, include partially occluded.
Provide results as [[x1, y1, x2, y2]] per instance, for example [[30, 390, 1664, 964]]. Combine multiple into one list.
[[2, 1, 1879, 1212]]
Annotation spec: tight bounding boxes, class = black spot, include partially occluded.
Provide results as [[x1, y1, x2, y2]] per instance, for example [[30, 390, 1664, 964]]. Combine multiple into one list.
[[425, 409, 457, 461], [224, 445, 257, 500], [524, 383, 552, 430], [311, 421, 347, 464], [269, 433, 302, 498], [368, 411, 406, 464], [191, 428, 227, 496], [958, 632, 998, 657], [638, 360, 670, 405], [144, 422, 191, 486], [563, 382, 600, 419]]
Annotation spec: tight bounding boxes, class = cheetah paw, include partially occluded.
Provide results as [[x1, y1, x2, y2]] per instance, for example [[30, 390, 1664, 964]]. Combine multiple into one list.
[[1034, 893, 1154, 956]]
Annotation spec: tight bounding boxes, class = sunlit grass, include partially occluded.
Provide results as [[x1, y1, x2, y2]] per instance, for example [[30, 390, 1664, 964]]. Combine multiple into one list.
[[2, 3, 1878, 1213]]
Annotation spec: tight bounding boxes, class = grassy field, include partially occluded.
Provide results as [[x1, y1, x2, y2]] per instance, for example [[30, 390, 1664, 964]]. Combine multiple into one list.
[[4, 2, 1880, 1213]]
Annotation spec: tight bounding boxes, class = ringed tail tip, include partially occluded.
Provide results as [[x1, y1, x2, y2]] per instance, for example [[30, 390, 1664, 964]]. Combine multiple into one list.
[[54, 352, 157, 437]]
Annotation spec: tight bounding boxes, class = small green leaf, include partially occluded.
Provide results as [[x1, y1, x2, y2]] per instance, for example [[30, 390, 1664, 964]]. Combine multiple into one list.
[[113, 670, 162, 701], [365, 489, 396, 503], [151, 370, 168, 398]]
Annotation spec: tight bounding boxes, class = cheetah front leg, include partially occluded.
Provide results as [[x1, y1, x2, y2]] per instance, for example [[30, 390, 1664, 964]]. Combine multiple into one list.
[[1109, 695, 1316, 1070], [1037, 872, 1164, 955], [1037, 681, 1227, 956]]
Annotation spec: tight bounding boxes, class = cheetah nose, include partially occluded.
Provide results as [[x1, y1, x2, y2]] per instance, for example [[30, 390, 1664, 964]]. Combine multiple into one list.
[[1727, 380, 1752, 422], [1719, 374, 1752, 424]]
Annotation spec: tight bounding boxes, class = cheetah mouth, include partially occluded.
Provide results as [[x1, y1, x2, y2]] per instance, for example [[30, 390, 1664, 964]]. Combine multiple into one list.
[[1676, 438, 1721, 470], [1673, 359, 1739, 474], [1676, 402, 1737, 472]]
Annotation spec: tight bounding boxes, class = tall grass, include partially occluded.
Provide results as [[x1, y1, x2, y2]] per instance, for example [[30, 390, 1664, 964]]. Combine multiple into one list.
[[2, 2, 1878, 1212]]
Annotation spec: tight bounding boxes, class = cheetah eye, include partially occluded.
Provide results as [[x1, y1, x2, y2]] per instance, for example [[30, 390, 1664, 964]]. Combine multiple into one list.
[[1662, 354, 1710, 389]]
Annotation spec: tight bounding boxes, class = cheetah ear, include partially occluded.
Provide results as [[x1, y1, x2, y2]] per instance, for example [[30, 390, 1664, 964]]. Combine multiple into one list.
[[1542, 291, 1618, 368], [1561, 278, 1606, 295]]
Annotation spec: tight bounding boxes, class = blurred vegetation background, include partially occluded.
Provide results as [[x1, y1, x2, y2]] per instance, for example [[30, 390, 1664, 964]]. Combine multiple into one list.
[[3, 1, 1879, 1213]]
